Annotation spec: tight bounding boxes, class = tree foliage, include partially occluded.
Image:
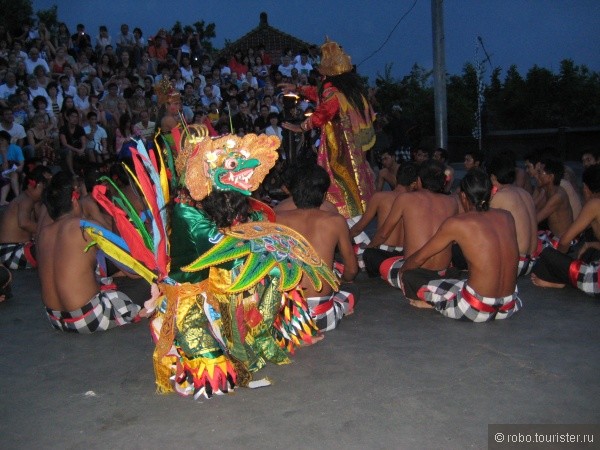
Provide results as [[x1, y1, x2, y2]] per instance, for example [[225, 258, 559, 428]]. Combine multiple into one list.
[[375, 63, 435, 137], [170, 19, 217, 53], [36, 4, 59, 32], [375, 59, 600, 136], [0, 0, 34, 35]]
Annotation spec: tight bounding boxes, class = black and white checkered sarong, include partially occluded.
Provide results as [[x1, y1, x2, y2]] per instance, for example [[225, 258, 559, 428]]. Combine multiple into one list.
[[307, 290, 355, 332], [517, 254, 536, 277], [0, 242, 36, 270], [347, 215, 371, 270], [381, 256, 406, 288], [45, 290, 141, 333], [417, 279, 522, 322], [569, 260, 600, 297]]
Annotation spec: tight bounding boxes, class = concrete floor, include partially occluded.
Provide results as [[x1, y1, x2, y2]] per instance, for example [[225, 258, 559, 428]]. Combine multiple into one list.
[[1, 267, 599, 450]]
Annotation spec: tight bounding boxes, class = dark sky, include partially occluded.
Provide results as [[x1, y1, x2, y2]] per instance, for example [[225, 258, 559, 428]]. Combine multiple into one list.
[[33, 0, 600, 83]]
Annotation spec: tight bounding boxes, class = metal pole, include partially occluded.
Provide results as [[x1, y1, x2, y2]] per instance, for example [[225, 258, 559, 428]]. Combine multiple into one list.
[[432, 0, 448, 149]]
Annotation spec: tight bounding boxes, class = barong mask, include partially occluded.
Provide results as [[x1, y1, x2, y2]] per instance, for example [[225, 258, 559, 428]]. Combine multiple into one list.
[[179, 132, 280, 200]]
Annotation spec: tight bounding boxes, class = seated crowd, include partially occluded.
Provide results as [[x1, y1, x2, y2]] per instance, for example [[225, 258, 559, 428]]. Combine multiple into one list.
[[0, 20, 322, 189]]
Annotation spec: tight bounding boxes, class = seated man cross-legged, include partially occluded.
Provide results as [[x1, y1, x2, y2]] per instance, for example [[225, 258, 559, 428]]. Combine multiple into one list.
[[365, 160, 458, 287], [276, 164, 358, 332], [352, 162, 418, 277], [400, 169, 523, 322], [0, 166, 51, 270], [37, 171, 143, 333], [532, 164, 600, 297]]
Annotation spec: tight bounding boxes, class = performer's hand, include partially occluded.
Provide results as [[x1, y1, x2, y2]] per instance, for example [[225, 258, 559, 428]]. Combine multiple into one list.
[[278, 83, 297, 94], [282, 122, 302, 133]]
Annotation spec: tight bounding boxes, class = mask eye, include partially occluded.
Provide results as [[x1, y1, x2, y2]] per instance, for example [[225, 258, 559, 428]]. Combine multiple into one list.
[[224, 158, 238, 170]]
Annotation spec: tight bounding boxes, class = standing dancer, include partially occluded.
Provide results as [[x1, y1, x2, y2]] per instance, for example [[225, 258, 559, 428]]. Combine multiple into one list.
[[282, 38, 376, 219]]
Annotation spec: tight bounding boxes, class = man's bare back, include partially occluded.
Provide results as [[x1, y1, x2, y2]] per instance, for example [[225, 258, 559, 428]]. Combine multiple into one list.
[[403, 209, 519, 298], [491, 185, 538, 255], [370, 189, 458, 269], [276, 207, 357, 298], [37, 215, 100, 312], [449, 209, 518, 297]]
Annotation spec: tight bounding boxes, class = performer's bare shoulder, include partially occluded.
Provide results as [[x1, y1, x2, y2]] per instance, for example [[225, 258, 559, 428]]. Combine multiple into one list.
[[491, 185, 537, 255]]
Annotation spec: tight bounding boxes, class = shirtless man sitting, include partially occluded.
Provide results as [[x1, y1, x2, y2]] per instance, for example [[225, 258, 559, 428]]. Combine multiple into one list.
[[0, 166, 50, 269], [353, 162, 418, 277], [37, 171, 142, 333], [532, 150, 582, 220], [375, 149, 400, 191], [488, 154, 538, 276], [531, 164, 600, 297], [276, 164, 358, 332], [366, 160, 458, 288], [400, 169, 522, 322], [535, 157, 574, 248], [276, 162, 368, 272]]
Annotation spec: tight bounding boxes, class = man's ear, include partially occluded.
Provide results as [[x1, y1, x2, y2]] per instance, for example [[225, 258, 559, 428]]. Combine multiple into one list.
[[416, 177, 423, 190]]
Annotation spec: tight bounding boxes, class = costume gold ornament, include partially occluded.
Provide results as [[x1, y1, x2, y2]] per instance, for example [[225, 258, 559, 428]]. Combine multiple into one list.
[[318, 37, 353, 76]]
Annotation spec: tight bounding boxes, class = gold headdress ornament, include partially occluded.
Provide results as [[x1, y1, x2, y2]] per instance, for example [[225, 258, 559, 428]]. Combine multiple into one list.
[[179, 133, 280, 201], [318, 36, 353, 77], [155, 78, 181, 106]]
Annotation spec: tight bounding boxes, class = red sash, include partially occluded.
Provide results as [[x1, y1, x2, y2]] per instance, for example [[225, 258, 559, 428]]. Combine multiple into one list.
[[23, 241, 37, 268], [460, 286, 515, 313], [311, 298, 334, 316], [568, 259, 583, 288]]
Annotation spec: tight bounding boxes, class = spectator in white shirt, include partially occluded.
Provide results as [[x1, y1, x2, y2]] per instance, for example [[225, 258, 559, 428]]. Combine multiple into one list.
[[24, 47, 50, 75]]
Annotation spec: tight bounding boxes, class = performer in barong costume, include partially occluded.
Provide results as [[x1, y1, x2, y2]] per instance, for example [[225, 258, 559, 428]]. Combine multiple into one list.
[[281, 38, 376, 220], [80, 116, 338, 399]]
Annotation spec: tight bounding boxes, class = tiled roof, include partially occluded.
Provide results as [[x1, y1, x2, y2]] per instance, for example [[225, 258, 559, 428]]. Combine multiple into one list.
[[217, 12, 314, 60]]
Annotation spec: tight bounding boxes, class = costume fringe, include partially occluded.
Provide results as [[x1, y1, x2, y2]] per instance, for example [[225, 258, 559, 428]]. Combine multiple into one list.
[[172, 354, 237, 399], [273, 290, 318, 354]]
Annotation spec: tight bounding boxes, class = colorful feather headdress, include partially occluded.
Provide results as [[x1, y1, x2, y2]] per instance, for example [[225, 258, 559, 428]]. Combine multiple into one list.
[[177, 133, 280, 201]]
